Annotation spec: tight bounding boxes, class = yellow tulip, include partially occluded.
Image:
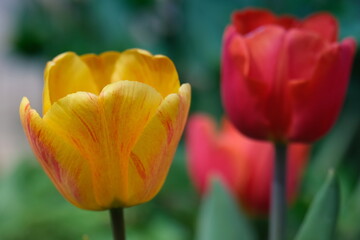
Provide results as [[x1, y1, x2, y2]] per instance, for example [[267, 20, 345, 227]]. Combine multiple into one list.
[[19, 49, 191, 210]]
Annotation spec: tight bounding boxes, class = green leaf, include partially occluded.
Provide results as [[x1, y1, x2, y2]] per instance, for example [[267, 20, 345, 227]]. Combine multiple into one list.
[[338, 176, 360, 239], [295, 171, 340, 240], [303, 116, 359, 199], [195, 179, 256, 240]]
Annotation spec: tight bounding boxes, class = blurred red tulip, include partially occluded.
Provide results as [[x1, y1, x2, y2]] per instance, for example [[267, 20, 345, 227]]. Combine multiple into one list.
[[221, 8, 356, 143], [186, 114, 310, 215]]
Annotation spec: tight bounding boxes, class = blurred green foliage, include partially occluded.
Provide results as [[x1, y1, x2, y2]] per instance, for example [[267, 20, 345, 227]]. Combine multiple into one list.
[[195, 180, 256, 240], [295, 172, 339, 240], [3, 0, 360, 239], [0, 158, 110, 240]]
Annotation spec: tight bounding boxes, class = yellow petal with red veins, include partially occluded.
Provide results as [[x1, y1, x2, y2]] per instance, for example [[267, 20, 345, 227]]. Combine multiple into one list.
[[81, 51, 121, 91], [111, 49, 180, 98], [43, 52, 99, 115], [20, 97, 100, 210], [43, 81, 163, 208], [126, 83, 191, 206]]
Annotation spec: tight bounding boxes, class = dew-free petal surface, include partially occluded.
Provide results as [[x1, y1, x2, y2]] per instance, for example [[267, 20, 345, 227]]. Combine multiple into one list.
[[112, 49, 180, 98], [39, 81, 163, 208], [20, 97, 100, 210], [81, 51, 121, 91], [127, 84, 191, 205], [43, 52, 99, 115]]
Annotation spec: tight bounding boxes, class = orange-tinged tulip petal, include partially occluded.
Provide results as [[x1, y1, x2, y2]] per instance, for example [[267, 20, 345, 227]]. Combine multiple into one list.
[[20, 97, 100, 210], [20, 49, 191, 210], [111, 49, 180, 98], [43, 52, 99, 115], [128, 84, 191, 204], [81, 51, 121, 91], [45, 81, 163, 208]]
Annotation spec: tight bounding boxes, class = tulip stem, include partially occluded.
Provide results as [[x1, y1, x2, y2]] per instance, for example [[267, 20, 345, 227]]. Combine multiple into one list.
[[269, 144, 287, 240], [110, 208, 126, 240]]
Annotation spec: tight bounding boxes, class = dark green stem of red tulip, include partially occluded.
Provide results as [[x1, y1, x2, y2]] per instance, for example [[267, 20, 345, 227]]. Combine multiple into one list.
[[269, 144, 287, 240], [110, 208, 125, 240]]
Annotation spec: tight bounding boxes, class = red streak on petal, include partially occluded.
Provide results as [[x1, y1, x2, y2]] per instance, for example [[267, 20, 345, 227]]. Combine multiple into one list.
[[130, 152, 146, 181], [26, 112, 62, 183], [158, 110, 174, 145], [71, 109, 98, 143], [69, 168, 82, 202], [25, 103, 31, 111]]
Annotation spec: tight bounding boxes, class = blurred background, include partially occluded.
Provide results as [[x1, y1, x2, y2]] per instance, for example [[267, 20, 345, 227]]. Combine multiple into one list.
[[0, 0, 360, 239]]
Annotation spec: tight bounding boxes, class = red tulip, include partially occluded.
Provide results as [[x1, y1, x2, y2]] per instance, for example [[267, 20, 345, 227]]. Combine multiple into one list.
[[186, 114, 310, 215], [221, 8, 356, 143]]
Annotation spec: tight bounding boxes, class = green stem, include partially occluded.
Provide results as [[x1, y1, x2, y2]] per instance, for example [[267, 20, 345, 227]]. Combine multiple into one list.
[[110, 208, 125, 240], [269, 144, 287, 240]]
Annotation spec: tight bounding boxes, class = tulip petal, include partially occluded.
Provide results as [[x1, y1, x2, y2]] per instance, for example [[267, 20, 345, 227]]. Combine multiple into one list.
[[186, 115, 218, 194], [286, 29, 327, 81], [111, 49, 180, 98], [20, 97, 100, 210], [245, 26, 286, 87], [186, 115, 247, 196], [246, 26, 296, 140], [239, 140, 273, 215], [276, 15, 299, 29], [81, 51, 121, 92], [246, 26, 293, 140], [185, 113, 310, 215], [40, 81, 163, 208], [240, 142, 310, 215], [126, 84, 191, 205], [289, 38, 356, 142], [223, 25, 238, 45], [43, 52, 99, 115], [300, 13, 338, 42], [232, 8, 275, 34], [221, 27, 270, 139]]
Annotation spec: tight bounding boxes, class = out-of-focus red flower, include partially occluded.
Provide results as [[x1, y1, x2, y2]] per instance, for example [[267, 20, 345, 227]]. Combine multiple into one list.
[[186, 114, 310, 215], [221, 8, 356, 143]]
